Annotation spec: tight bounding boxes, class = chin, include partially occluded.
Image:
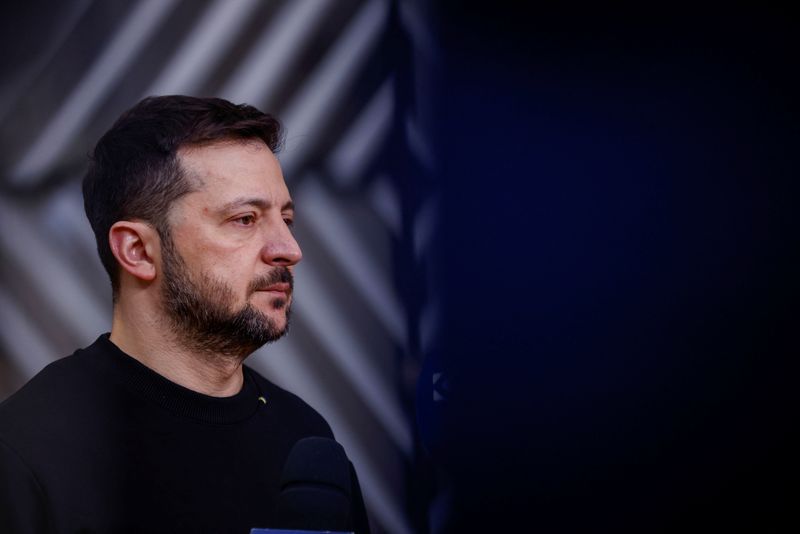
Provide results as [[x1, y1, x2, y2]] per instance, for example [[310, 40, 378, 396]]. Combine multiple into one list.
[[267, 306, 290, 326]]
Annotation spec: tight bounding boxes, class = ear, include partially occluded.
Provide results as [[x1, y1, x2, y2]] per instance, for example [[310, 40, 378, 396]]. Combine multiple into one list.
[[108, 221, 158, 283]]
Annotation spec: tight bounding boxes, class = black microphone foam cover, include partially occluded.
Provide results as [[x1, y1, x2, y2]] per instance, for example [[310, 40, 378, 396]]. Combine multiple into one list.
[[274, 436, 352, 531]]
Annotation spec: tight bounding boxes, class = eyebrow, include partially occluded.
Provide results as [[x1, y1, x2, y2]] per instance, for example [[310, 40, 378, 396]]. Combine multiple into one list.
[[217, 197, 294, 214]]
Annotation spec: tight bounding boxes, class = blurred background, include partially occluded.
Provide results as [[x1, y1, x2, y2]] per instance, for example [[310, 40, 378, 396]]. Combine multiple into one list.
[[2, 1, 798, 532]]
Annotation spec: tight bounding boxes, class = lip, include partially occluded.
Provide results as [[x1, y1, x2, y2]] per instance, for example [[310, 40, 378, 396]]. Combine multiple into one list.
[[257, 283, 291, 296]]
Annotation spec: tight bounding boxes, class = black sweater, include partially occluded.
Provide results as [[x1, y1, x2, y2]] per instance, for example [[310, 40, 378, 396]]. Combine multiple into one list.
[[0, 334, 370, 533]]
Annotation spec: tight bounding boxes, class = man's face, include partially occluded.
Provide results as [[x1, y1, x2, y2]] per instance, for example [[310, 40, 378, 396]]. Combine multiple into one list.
[[159, 140, 302, 358]]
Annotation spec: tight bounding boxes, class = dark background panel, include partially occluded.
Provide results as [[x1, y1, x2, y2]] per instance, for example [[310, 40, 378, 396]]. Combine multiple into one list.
[[427, 5, 798, 531]]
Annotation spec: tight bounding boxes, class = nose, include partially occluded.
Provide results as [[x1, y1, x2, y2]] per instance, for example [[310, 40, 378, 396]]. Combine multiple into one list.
[[261, 218, 302, 267]]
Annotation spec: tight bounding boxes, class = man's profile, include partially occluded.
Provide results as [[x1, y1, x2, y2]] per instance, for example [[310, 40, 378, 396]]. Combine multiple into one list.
[[0, 95, 369, 533]]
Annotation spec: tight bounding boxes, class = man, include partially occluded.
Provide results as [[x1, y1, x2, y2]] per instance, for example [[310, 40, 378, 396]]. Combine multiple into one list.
[[0, 95, 370, 533]]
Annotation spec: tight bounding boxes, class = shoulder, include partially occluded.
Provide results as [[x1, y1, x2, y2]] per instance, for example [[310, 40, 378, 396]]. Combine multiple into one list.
[[0, 340, 105, 446], [243, 365, 334, 439], [0, 352, 84, 421]]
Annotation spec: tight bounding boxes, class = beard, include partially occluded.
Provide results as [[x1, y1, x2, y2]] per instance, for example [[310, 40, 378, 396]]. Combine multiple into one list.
[[159, 229, 293, 359]]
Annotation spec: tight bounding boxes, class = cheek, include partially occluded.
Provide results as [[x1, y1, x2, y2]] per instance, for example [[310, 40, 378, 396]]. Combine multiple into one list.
[[193, 254, 253, 291], [171, 228, 261, 283], [188, 237, 250, 266], [216, 262, 252, 285]]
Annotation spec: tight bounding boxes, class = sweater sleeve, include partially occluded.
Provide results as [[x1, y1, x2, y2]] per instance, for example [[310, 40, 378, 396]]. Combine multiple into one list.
[[0, 438, 51, 534]]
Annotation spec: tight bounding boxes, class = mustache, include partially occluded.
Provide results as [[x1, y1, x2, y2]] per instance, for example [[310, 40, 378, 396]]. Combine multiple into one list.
[[248, 267, 294, 294]]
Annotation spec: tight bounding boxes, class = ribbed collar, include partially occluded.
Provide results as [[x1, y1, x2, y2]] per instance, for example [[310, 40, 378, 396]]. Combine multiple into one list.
[[83, 334, 263, 425]]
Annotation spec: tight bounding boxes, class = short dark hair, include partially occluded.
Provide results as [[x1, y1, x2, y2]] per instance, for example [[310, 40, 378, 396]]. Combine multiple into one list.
[[82, 95, 282, 297]]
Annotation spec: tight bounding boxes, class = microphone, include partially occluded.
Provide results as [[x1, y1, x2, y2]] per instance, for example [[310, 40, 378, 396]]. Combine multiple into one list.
[[251, 437, 353, 534]]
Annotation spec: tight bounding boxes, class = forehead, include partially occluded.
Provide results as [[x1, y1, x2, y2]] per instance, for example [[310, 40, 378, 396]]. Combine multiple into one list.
[[177, 140, 290, 205]]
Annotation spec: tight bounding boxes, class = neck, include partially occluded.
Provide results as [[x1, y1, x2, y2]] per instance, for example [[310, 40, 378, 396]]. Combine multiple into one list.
[[110, 302, 245, 398]]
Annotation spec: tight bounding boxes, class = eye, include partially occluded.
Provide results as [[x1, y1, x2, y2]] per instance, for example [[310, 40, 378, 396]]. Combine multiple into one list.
[[233, 214, 257, 226], [283, 218, 294, 229]]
